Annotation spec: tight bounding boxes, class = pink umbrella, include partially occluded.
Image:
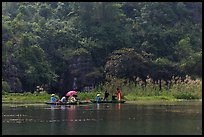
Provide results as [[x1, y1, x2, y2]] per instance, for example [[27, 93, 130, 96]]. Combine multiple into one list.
[[66, 91, 77, 96]]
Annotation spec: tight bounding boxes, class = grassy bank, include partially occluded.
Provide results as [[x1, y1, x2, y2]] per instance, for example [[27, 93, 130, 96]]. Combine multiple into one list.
[[2, 90, 202, 104], [2, 92, 51, 103], [2, 91, 101, 103], [94, 75, 202, 101], [2, 75, 202, 103]]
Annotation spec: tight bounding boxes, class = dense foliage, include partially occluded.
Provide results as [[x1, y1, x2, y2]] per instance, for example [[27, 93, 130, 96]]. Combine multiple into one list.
[[2, 2, 202, 94]]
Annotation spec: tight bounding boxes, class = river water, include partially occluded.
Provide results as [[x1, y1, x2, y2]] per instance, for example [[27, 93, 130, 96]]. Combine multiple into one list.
[[2, 101, 202, 135]]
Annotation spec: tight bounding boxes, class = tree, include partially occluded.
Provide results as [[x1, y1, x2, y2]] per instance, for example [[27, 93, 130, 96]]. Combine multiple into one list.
[[2, 2, 202, 93], [16, 45, 57, 91], [105, 48, 151, 80]]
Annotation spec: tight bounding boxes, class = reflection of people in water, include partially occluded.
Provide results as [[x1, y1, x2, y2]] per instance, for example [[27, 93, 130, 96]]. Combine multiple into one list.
[[96, 103, 100, 110], [117, 103, 121, 110], [66, 105, 76, 128], [51, 104, 55, 109], [60, 105, 65, 109]]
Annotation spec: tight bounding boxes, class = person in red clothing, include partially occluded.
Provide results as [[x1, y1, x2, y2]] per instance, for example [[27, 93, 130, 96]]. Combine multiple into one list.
[[117, 87, 122, 101]]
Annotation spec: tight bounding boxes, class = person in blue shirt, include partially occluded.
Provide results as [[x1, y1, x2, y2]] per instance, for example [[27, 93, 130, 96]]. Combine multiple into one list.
[[96, 94, 101, 102], [60, 96, 67, 103], [51, 94, 56, 103]]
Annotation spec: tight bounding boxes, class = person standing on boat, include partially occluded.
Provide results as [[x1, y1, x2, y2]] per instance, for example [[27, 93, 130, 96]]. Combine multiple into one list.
[[103, 90, 109, 101], [117, 87, 122, 101]]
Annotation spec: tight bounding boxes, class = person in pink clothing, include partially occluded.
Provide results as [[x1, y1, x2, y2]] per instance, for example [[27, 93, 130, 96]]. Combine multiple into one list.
[[117, 87, 122, 101]]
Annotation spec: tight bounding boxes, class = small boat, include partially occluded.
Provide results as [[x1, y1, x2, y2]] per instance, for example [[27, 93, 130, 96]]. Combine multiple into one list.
[[45, 100, 91, 105], [90, 100, 126, 103]]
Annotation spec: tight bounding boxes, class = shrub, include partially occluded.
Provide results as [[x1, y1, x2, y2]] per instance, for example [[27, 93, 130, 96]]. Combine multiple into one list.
[[2, 80, 11, 94], [174, 92, 199, 100]]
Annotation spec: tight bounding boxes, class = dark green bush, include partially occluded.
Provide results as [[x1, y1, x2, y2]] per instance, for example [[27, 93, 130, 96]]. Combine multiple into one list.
[[2, 80, 11, 94], [174, 92, 199, 100]]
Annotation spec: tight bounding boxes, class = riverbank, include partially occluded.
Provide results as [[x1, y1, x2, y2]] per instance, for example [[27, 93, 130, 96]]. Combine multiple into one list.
[[2, 100, 202, 108], [2, 91, 202, 105], [2, 99, 202, 104], [126, 99, 202, 105], [2, 92, 50, 103]]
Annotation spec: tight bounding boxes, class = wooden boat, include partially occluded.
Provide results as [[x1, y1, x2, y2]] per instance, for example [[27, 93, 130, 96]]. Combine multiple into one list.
[[45, 100, 91, 105], [90, 100, 126, 103]]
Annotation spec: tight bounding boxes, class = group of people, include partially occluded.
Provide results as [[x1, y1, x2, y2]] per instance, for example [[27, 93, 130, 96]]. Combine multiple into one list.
[[51, 94, 79, 103], [51, 88, 122, 103], [95, 88, 122, 101]]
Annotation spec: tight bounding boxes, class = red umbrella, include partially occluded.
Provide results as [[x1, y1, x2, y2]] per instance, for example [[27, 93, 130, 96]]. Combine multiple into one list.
[[66, 91, 77, 96]]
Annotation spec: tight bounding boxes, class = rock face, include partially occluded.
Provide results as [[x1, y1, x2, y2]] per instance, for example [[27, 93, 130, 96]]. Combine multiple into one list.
[[59, 53, 99, 95]]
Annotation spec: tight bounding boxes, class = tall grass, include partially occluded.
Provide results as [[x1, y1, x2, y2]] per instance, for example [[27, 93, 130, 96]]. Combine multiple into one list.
[[169, 75, 202, 99], [93, 75, 202, 101], [2, 75, 202, 102]]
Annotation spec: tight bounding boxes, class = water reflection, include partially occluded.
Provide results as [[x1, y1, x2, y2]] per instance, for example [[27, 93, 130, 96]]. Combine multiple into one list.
[[2, 102, 202, 135], [50, 105, 55, 134], [94, 103, 122, 110], [96, 103, 100, 110], [66, 105, 76, 134], [117, 103, 121, 110], [50, 104, 66, 110]]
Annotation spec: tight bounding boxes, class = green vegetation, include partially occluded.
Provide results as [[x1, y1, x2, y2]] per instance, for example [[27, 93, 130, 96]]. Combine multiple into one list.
[[2, 75, 201, 103], [2, 2, 202, 99], [2, 80, 11, 94], [2, 91, 50, 103], [95, 75, 202, 101]]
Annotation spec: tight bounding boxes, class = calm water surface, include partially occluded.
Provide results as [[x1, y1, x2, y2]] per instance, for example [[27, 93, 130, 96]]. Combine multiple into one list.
[[2, 101, 202, 135]]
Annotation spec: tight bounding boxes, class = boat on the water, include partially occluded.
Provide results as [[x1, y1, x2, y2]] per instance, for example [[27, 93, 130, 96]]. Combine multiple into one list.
[[45, 100, 91, 105], [90, 100, 126, 103]]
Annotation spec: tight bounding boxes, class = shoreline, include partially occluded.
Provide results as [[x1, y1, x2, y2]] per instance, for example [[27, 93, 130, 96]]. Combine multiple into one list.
[[2, 99, 202, 106]]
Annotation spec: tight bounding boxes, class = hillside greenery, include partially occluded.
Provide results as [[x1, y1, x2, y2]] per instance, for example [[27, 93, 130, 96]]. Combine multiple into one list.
[[2, 2, 202, 97]]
